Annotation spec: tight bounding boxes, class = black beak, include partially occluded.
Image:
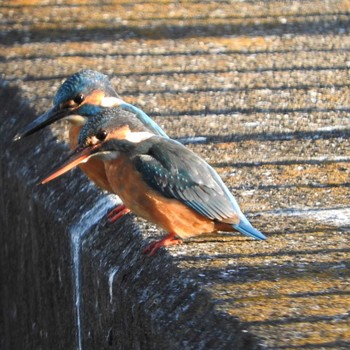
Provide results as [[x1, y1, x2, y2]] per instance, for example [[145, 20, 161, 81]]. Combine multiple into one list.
[[13, 105, 70, 141]]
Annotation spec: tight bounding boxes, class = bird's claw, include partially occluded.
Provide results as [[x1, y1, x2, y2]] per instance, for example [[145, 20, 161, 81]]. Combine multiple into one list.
[[107, 204, 130, 223], [143, 233, 182, 256]]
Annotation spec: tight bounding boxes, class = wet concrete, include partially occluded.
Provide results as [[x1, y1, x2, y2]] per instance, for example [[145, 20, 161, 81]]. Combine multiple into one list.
[[1, 1, 350, 349]]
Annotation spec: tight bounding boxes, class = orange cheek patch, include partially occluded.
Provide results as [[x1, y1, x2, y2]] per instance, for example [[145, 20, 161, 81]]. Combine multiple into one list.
[[84, 90, 105, 106], [108, 125, 131, 140]]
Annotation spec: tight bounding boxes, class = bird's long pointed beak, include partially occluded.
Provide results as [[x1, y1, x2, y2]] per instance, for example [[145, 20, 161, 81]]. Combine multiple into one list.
[[40, 145, 98, 184], [13, 105, 69, 141]]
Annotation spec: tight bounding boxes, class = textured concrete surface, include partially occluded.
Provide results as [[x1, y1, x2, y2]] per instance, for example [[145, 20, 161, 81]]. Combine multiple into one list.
[[1, 1, 350, 349]]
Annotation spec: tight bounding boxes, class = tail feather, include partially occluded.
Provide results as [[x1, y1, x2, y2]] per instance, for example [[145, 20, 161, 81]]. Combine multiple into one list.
[[233, 221, 266, 240]]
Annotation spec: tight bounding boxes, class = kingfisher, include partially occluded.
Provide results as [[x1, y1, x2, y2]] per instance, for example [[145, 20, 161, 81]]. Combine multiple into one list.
[[41, 109, 266, 256], [14, 69, 168, 222], [14, 69, 167, 142]]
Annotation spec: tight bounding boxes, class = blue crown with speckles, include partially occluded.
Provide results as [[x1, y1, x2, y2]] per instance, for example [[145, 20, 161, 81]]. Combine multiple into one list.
[[54, 69, 119, 106]]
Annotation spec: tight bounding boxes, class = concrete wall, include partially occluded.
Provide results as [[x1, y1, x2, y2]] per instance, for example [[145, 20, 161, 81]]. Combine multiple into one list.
[[0, 81, 261, 349]]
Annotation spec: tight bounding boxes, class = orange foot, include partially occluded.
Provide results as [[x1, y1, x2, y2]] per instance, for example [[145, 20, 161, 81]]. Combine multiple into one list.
[[143, 232, 183, 256], [107, 204, 131, 223]]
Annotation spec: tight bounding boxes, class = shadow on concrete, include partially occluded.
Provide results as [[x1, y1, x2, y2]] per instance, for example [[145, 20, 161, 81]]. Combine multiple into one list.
[[2, 47, 350, 63], [174, 246, 350, 261], [278, 340, 350, 349], [230, 182, 350, 192], [1, 16, 349, 45], [120, 82, 350, 96], [242, 312, 349, 326], [213, 158, 350, 169], [175, 259, 350, 284], [4, 65, 350, 82], [180, 128, 350, 144]]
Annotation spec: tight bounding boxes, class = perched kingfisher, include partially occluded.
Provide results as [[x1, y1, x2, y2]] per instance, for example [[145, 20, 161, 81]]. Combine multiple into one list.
[[41, 109, 266, 256], [14, 69, 168, 221]]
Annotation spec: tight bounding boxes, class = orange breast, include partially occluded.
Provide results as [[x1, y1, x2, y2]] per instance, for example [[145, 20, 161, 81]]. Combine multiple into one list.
[[105, 157, 236, 238], [69, 125, 113, 192]]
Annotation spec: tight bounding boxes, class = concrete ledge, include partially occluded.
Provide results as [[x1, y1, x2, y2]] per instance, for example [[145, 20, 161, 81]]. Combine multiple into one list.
[[0, 81, 262, 349]]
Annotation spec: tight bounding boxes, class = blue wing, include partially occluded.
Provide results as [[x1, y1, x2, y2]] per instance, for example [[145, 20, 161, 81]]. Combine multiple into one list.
[[134, 137, 266, 243]]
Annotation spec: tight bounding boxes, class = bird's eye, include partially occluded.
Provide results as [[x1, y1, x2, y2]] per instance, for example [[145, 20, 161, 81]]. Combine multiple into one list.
[[96, 130, 108, 141], [73, 93, 85, 105]]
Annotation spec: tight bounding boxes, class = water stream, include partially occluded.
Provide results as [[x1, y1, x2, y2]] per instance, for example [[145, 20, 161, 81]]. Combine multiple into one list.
[[68, 194, 120, 350]]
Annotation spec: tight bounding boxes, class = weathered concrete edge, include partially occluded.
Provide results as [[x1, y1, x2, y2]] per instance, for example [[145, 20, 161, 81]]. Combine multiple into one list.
[[0, 80, 264, 350]]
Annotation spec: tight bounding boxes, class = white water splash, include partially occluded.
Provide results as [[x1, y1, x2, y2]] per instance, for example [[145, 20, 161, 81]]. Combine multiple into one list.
[[69, 194, 121, 235], [68, 194, 121, 350], [108, 267, 119, 304]]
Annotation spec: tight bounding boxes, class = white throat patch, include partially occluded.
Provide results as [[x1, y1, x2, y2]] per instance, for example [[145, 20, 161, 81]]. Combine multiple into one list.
[[64, 114, 86, 125], [125, 132, 154, 143], [100, 96, 125, 107]]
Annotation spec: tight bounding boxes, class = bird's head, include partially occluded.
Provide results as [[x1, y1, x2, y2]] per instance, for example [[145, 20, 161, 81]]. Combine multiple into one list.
[[40, 108, 153, 184], [14, 69, 124, 141]]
